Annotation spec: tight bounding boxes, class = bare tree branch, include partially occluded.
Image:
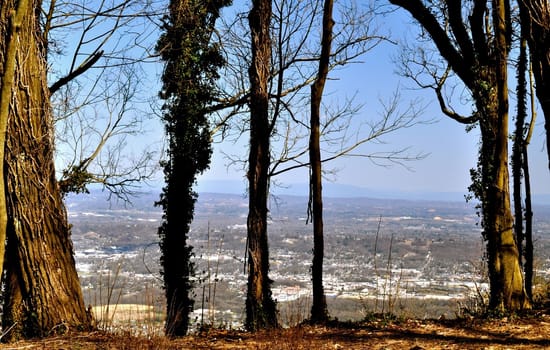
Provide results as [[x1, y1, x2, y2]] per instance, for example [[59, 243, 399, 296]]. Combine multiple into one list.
[[269, 90, 429, 177], [46, 0, 164, 199], [49, 50, 103, 94]]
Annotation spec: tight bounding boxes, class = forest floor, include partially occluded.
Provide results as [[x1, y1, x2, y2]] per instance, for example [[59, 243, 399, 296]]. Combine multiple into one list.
[[3, 314, 550, 350]]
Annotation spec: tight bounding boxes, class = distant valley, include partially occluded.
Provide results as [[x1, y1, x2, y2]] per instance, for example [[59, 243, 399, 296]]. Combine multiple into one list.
[[66, 190, 550, 328]]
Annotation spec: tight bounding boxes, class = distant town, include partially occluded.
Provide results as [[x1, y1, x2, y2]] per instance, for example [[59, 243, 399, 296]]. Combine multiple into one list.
[[67, 190, 550, 328]]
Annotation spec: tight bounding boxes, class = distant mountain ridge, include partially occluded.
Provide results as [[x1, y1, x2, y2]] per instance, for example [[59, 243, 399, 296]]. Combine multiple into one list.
[[196, 179, 466, 200], [196, 179, 550, 205], [64, 180, 550, 212], [66, 180, 550, 212]]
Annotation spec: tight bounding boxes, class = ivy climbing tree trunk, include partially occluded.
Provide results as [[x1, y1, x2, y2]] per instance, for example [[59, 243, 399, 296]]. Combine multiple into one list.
[[245, 0, 278, 331], [0, 0, 91, 340], [156, 0, 229, 337]]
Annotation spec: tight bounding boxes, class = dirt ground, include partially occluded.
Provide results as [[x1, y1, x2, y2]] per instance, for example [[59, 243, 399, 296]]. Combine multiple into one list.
[[2, 315, 550, 349]]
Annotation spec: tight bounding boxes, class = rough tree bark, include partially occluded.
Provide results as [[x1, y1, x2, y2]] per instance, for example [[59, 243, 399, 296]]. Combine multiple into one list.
[[0, 0, 26, 283], [309, 0, 334, 325], [0, 0, 91, 340], [246, 0, 279, 331]]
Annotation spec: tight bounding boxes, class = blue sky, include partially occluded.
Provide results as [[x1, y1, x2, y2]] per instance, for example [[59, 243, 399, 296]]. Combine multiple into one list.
[[50, 0, 550, 201], [198, 3, 550, 200]]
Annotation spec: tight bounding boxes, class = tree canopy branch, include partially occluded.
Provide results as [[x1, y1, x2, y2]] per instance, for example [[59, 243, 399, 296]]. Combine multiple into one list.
[[389, 0, 472, 86], [49, 50, 104, 94]]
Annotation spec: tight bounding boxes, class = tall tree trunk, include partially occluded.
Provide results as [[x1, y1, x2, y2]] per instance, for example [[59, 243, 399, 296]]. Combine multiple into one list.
[[0, 0, 91, 340], [0, 0, 26, 281], [512, 32, 538, 302], [246, 0, 278, 331], [512, 36, 528, 284], [523, 62, 537, 301], [480, 104, 528, 310], [156, 0, 227, 336], [483, 0, 528, 311], [523, 147, 534, 300], [309, 0, 333, 325]]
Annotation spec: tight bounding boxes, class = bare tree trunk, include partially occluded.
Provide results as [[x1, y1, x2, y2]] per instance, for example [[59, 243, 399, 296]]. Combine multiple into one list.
[[523, 62, 537, 300], [0, 0, 91, 341], [309, 0, 333, 325], [512, 37, 528, 274], [512, 30, 539, 302], [246, 0, 278, 331], [523, 147, 534, 300]]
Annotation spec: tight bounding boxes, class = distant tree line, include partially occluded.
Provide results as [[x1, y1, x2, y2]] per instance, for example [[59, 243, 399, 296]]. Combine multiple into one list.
[[0, 0, 549, 342]]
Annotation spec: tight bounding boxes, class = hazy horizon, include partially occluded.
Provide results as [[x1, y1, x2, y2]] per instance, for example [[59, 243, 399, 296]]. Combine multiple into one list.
[[104, 178, 550, 206]]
